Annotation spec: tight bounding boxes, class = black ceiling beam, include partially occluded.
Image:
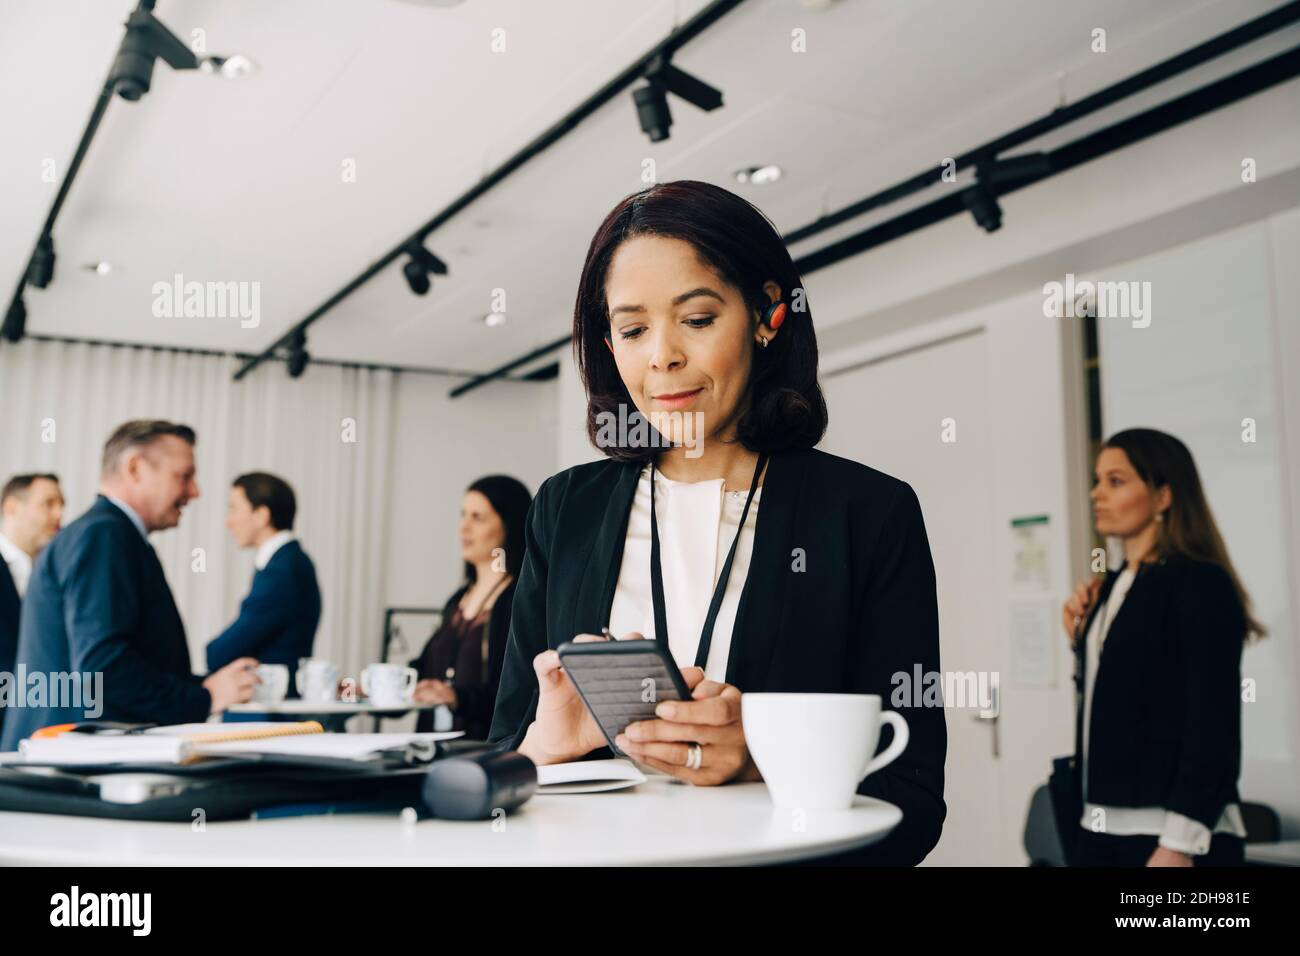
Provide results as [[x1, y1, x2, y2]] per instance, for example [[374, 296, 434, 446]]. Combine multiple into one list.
[[448, 4, 1300, 399], [783, 0, 1300, 245], [448, 333, 572, 398], [232, 0, 749, 382], [3, 0, 159, 346], [793, 44, 1300, 274], [24, 331, 524, 380]]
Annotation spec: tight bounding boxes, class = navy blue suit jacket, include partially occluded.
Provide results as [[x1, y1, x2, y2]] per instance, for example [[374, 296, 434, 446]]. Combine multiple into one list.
[[0, 496, 210, 750], [0, 558, 21, 742], [206, 539, 321, 695]]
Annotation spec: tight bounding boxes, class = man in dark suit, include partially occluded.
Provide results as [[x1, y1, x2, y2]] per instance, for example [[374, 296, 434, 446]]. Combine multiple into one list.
[[0, 473, 64, 741], [0, 421, 259, 750], [206, 472, 321, 696]]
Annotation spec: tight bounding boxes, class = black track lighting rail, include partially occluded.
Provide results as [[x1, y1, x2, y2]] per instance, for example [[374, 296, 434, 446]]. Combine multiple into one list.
[[232, 0, 749, 381], [448, 4, 1300, 399]]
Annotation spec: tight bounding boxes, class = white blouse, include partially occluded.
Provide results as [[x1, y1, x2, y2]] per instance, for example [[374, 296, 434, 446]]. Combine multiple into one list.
[[1080, 565, 1247, 854], [607, 462, 761, 683]]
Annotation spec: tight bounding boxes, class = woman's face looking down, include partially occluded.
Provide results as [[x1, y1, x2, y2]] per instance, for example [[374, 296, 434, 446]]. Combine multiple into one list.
[[604, 234, 777, 448]]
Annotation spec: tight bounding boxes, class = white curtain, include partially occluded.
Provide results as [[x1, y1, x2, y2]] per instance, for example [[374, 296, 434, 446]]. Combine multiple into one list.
[[0, 338, 396, 680]]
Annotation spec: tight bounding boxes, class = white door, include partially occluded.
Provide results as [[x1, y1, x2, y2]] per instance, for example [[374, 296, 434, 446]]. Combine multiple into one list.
[[820, 330, 1002, 866]]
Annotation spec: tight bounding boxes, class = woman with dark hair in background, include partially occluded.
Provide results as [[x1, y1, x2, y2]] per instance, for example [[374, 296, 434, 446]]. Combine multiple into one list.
[[487, 180, 947, 866], [1062, 428, 1266, 867], [411, 475, 531, 739]]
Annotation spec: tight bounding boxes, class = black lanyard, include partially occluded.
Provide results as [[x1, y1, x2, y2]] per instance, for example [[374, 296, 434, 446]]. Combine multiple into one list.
[[649, 451, 768, 670]]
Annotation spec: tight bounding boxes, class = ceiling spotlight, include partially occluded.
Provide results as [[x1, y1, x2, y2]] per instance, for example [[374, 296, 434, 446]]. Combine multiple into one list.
[[962, 182, 1002, 233], [286, 328, 309, 378], [86, 261, 113, 275], [200, 54, 257, 79], [108, 9, 202, 102], [961, 152, 1052, 234], [633, 81, 673, 143], [2, 298, 27, 344], [26, 235, 55, 289], [402, 243, 448, 296], [734, 165, 783, 185], [483, 312, 507, 328], [632, 55, 723, 143]]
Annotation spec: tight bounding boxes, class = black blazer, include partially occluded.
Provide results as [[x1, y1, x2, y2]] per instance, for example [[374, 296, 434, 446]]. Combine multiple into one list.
[[412, 579, 517, 738], [0, 496, 210, 750], [1076, 555, 1246, 831], [488, 446, 947, 866], [0, 557, 21, 741]]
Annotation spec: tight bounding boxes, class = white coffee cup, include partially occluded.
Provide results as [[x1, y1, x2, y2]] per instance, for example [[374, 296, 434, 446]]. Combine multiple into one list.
[[741, 693, 909, 811], [252, 663, 289, 703], [296, 658, 340, 703], [361, 663, 418, 708]]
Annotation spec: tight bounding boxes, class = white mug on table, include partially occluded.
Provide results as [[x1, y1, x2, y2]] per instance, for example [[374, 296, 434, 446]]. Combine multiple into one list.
[[741, 693, 909, 811], [252, 663, 289, 703], [361, 663, 418, 708], [296, 658, 340, 703]]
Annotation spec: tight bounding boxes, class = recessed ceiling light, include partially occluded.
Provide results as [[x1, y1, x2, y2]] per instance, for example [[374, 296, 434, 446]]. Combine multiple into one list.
[[200, 54, 257, 79], [734, 164, 783, 185], [483, 312, 507, 327], [83, 261, 112, 275]]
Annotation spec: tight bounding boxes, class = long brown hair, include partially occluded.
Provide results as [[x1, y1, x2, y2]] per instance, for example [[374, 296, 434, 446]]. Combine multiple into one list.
[[1104, 428, 1266, 642]]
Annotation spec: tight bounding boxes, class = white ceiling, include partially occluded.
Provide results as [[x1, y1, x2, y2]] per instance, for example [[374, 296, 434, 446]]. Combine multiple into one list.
[[2, 0, 1294, 379]]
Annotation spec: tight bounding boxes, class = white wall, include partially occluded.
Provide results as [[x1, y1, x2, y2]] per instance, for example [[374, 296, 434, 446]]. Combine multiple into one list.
[[379, 372, 558, 663]]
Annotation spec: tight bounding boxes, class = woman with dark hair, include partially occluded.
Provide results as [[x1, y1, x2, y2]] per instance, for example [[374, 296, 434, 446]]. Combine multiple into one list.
[[410, 475, 532, 739], [488, 180, 947, 866], [1062, 428, 1266, 867]]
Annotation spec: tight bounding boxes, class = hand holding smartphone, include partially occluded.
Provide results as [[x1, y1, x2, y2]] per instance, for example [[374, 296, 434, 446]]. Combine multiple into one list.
[[557, 634, 693, 757]]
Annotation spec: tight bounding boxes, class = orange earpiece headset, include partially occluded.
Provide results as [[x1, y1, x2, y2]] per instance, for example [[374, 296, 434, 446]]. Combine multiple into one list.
[[604, 299, 787, 352]]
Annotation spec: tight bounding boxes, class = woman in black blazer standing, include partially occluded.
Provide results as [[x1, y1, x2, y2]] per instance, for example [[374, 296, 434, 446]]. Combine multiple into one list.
[[409, 475, 531, 739], [488, 180, 946, 866], [1062, 428, 1266, 866]]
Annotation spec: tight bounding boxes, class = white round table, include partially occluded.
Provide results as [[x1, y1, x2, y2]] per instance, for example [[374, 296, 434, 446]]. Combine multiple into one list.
[[0, 778, 901, 866]]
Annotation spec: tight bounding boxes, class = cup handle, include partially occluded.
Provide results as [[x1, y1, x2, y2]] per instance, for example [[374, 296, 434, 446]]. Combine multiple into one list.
[[403, 668, 417, 693], [861, 711, 909, 780]]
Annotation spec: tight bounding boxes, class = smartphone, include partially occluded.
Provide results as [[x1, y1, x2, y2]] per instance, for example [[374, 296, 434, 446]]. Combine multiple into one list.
[[556, 638, 693, 756]]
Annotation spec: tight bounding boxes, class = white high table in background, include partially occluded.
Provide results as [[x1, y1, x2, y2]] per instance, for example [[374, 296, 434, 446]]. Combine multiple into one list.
[[0, 778, 902, 866]]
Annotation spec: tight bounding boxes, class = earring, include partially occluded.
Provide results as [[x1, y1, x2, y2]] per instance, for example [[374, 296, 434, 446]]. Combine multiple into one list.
[[757, 336, 769, 348]]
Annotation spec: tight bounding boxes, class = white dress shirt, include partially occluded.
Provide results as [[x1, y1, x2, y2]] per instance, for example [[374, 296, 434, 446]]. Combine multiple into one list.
[[0, 531, 32, 598], [1080, 565, 1247, 855], [607, 463, 761, 683], [254, 530, 295, 571]]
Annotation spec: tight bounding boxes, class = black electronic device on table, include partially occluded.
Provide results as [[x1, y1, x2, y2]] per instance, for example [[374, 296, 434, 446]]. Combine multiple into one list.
[[557, 638, 693, 756]]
